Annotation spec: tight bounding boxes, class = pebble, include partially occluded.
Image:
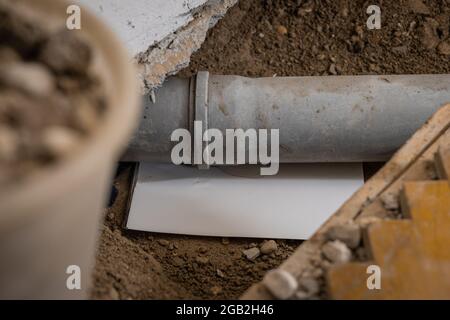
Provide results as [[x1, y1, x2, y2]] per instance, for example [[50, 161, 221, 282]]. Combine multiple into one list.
[[41, 126, 81, 159], [298, 277, 320, 296], [221, 237, 230, 245], [157, 239, 170, 247], [322, 240, 352, 264], [195, 256, 209, 265], [0, 126, 18, 162], [409, 0, 431, 15], [243, 247, 260, 261], [276, 25, 288, 35], [329, 63, 337, 75], [260, 240, 278, 255], [437, 41, 450, 55], [326, 223, 361, 249], [262, 269, 298, 300], [381, 192, 399, 211], [0, 62, 55, 97], [216, 269, 226, 278], [39, 30, 92, 74]]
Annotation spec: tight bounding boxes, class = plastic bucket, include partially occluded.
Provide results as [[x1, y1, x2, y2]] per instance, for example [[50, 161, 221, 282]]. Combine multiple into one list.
[[0, 0, 140, 299]]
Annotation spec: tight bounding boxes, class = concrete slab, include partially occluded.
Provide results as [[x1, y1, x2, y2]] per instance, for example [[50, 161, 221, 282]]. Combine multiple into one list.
[[76, 0, 238, 93]]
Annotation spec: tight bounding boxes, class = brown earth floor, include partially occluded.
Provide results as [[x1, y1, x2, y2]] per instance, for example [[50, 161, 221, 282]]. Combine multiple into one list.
[[91, 0, 450, 300]]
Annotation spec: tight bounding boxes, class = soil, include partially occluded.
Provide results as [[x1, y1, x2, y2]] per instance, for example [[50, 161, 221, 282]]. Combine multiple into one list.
[[92, 0, 450, 300], [0, 0, 105, 185], [180, 0, 450, 78], [92, 164, 298, 299]]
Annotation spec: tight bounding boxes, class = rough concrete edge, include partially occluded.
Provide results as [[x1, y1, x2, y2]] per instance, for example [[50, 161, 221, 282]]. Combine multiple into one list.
[[134, 0, 238, 94]]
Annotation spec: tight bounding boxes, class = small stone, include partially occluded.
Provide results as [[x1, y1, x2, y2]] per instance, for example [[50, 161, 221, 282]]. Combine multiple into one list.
[[294, 290, 310, 300], [216, 269, 226, 278], [276, 25, 288, 35], [262, 269, 298, 300], [172, 257, 184, 267], [326, 223, 361, 249], [409, 0, 431, 15], [298, 277, 320, 296], [38, 30, 92, 74], [221, 237, 230, 245], [195, 256, 209, 265], [355, 247, 368, 261], [198, 246, 208, 254], [381, 192, 399, 211], [258, 33, 265, 38], [392, 46, 408, 55], [41, 126, 81, 159], [322, 240, 352, 264], [0, 62, 55, 97], [437, 40, 450, 55], [260, 240, 278, 254], [243, 247, 260, 261], [157, 239, 170, 247], [421, 18, 441, 50]]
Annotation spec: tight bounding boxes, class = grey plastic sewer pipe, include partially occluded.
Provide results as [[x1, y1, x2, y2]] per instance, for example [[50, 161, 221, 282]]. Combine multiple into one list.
[[124, 72, 450, 163]]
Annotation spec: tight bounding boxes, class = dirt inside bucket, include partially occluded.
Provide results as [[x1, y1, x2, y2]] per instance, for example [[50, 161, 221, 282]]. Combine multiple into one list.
[[91, 0, 450, 300], [0, 0, 106, 185]]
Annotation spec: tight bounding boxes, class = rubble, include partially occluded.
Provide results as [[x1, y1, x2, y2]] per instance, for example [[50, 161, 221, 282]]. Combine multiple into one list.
[[262, 270, 298, 300], [322, 240, 352, 264], [41, 126, 82, 159], [437, 41, 450, 55], [0, 62, 55, 98], [381, 192, 400, 211], [243, 247, 260, 261], [326, 223, 361, 249], [260, 240, 278, 255]]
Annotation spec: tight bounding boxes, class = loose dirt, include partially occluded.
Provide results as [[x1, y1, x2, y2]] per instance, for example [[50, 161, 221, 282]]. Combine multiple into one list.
[[92, 0, 450, 300]]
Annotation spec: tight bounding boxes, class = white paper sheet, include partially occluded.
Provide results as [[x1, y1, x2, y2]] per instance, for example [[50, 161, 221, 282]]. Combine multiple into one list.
[[126, 163, 364, 240]]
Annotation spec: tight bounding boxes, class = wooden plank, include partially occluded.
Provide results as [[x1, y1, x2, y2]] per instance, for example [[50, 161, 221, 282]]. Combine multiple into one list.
[[242, 104, 450, 299], [328, 181, 450, 299], [435, 144, 450, 180]]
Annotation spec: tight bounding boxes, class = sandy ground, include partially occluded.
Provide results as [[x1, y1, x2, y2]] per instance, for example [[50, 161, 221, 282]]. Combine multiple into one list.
[[91, 0, 450, 300]]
